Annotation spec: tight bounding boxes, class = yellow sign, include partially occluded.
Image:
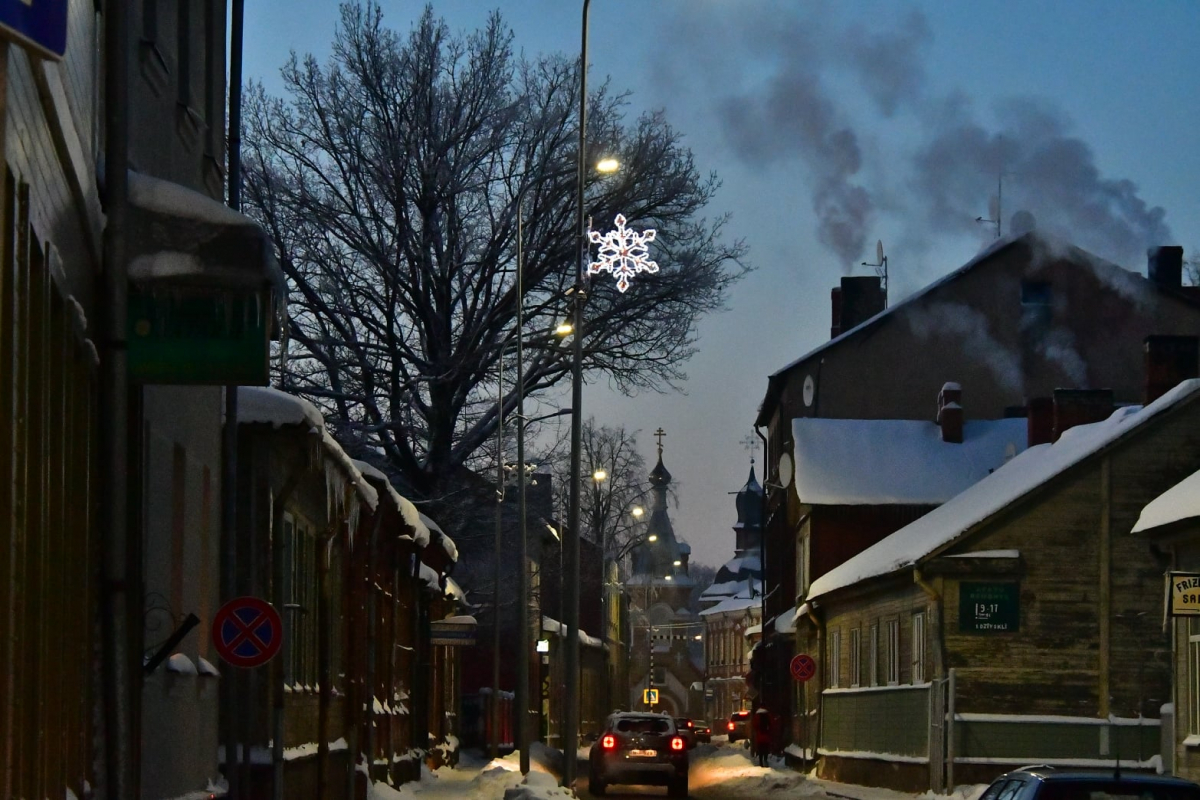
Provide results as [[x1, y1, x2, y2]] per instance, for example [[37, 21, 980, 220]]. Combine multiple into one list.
[[642, 688, 659, 705], [1169, 572, 1200, 616]]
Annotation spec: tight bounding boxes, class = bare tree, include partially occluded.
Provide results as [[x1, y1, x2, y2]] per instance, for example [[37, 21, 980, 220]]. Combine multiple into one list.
[[242, 2, 748, 512], [1186, 248, 1199, 287]]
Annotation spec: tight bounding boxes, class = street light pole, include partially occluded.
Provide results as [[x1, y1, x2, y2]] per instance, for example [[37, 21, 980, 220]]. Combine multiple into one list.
[[516, 198, 531, 776], [564, 0, 591, 789], [492, 342, 505, 760]]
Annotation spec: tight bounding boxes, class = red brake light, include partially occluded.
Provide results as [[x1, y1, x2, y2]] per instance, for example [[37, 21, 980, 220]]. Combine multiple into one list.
[[602, 734, 616, 749], [687, 720, 694, 728], [727, 721, 735, 731], [671, 736, 685, 751]]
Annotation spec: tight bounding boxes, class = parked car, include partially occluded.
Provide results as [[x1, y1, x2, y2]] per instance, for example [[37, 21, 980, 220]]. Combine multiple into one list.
[[726, 710, 751, 743], [674, 716, 697, 749], [693, 719, 712, 744], [979, 765, 1200, 800], [588, 711, 689, 797]]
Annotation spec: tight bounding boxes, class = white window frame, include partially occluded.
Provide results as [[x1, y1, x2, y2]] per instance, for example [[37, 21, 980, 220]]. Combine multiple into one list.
[[868, 622, 879, 687], [828, 629, 841, 688], [912, 612, 926, 684], [885, 619, 900, 685], [849, 628, 861, 687], [797, 534, 809, 595]]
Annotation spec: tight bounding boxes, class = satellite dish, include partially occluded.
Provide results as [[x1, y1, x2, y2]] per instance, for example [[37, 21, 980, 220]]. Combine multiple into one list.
[[777, 452, 794, 489], [802, 375, 815, 407], [876, 239, 884, 265]]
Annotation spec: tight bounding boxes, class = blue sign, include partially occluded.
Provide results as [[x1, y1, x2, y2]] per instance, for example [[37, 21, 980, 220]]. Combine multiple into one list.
[[0, 0, 68, 60]]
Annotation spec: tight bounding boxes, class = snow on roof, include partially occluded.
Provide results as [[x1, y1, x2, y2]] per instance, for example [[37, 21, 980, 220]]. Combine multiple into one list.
[[1133, 468, 1200, 533], [775, 605, 804, 633], [238, 386, 324, 430], [699, 596, 760, 617], [808, 380, 1200, 601], [700, 577, 762, 600], [351, 459, 431, 547], [238, 387, 377, 511], [420, 512, 459, 562], [744, 624, 762, 637], [541, 616, 603, 648], [443, 577, 466, 603], [129, 169, 257, 228], [792, 417, 1026, 506]]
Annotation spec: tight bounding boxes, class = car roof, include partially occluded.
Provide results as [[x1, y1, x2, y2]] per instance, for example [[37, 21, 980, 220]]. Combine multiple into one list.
[[608, 711, 672, 721], [1002, 767, 1200, 787]]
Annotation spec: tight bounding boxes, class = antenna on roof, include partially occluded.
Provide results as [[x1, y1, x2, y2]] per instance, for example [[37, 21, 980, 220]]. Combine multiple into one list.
[[861, 239, 888, 307], [976, 137, 1008, 239]]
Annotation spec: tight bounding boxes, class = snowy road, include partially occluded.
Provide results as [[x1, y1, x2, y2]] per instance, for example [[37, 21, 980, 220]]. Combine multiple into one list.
[[367, 742, 970, 800]]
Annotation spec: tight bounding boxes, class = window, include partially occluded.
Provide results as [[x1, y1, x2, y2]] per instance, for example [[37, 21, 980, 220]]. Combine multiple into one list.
[[284, 515, 318, 688], [885, 619, 900, 685], [828, 629, 841, 688], [912, 612, 926, 684], [868, 623, 879, 686], [652, 666, 666, 685], [849, 628, 861, 687], [1021, 280, 1052, 329], [797, 533, 809, 595], [1190, 617, 1200, 736]]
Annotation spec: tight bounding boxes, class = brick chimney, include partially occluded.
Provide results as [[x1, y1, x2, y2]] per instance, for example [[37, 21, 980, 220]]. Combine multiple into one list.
[[1052, 388, 1113, 441], [937, 382, 963, 444], [1145, 335, 1200, 405], [830, 286, 844, 339], [839, 276, 885, 334], [1027, 397, 1053, 446], [1148, 246, 1184, 289]]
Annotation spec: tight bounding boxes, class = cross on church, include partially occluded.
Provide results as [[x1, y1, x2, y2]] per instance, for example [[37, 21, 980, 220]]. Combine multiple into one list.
[[740, 432, 758, 464], [654, 427, 666, 455]]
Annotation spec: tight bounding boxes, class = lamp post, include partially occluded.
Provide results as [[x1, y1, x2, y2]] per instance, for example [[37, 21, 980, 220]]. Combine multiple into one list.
[[515, 196, 531, 776], [564, 1, 591, 784]]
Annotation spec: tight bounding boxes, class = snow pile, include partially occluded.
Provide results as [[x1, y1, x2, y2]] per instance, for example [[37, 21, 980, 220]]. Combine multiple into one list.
[[688, 744, 808, 793], [501, 771, 573, 799]]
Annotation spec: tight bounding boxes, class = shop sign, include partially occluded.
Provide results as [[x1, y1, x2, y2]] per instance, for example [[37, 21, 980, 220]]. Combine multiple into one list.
[[0, 0, 67, 60], [959, 582, 1019, 633], [1167, 572, 1200, 616], [430, 617, 477, 646]]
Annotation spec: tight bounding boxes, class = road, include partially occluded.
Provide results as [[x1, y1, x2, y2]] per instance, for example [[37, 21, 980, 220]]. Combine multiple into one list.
[[571, 742, 814, 799]]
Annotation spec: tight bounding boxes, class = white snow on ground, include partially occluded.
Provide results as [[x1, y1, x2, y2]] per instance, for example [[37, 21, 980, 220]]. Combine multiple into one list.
[[366, 743, 991, 800]]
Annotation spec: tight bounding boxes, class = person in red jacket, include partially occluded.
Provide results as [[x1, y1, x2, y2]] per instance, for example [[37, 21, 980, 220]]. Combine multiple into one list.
[[752, 706, 772, 767]]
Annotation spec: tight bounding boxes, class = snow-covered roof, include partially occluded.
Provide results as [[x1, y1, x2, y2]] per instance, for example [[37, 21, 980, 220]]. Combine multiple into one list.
[[420, 512, 459, 563], [542, 616, 603, 648], [1134, 468, 1200, 534], [792, 417, 1026, 506], [237, 387, 378, 511], [775, 605, 806, 633], [699, 596, 760, 617], [700, 577, 762, 601], [744, 624, 762, 637], [443, 577, 466, 603], [351, 459, 431, 547], [238, 386, 324, 430], [808, 379, 1200, 600]]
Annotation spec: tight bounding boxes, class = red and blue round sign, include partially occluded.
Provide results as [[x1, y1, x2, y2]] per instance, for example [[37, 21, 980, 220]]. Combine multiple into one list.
[[790, 653, 816, 682], [211, 596, 283, 668]]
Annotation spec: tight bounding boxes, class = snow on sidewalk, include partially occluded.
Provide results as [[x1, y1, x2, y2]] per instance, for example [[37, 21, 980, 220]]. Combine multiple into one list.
[[368, 745, 572, 800]]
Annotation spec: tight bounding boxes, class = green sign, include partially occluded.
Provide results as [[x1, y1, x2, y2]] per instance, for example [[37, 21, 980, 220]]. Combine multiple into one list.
[[959, 582, 1019, 633], [127, 288, 271, 385]]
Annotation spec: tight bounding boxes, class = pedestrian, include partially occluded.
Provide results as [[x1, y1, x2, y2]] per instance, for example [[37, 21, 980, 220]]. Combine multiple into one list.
[[752, 706, 772, 767]]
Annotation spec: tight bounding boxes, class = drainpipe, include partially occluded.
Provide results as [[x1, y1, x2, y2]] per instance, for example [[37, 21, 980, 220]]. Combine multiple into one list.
[[271, 468, 303, 800], [223, 2, 246, 796], [362, 506, 384, 789], [804, 603, 824, 769], [100, 0, 133, 794]]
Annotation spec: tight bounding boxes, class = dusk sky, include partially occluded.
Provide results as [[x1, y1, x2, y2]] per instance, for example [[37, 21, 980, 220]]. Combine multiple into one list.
[[243, 1, 1200, 570]]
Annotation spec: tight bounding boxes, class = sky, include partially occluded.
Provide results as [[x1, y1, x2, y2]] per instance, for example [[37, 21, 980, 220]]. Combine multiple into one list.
[[242, 1, 1200, 571]]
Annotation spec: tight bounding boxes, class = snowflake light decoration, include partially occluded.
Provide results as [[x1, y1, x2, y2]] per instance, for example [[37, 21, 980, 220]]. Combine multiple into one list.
[[587, 214, 658, 293]]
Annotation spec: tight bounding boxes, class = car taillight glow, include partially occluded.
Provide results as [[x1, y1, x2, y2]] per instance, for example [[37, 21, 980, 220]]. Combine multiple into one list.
[[671, 736, 685, 751], [602, 734, 616, 749], [727, 721, 735, 731], [687, 720, 694, 728]]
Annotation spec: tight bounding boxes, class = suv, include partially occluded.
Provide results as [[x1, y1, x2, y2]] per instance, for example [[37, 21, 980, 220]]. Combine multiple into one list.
[[980, 766, 1200, 800], [588, 712, 689, 797], [726, 710, 751, 743], [693, 719, 712, 744]]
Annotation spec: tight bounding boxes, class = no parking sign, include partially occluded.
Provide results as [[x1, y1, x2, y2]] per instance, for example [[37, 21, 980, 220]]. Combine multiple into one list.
[[211, 596, 283, 668]]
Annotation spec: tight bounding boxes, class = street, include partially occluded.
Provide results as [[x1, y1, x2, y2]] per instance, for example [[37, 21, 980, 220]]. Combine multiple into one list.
[[368, 740, 964, 800]]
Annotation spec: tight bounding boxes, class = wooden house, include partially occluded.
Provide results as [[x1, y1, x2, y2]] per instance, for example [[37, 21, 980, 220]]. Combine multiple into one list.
[[1134, 464, 1200, 781], [230, 387, 462, 799], [754, 237, 1200, 753], [803, 374, 1200, 792]]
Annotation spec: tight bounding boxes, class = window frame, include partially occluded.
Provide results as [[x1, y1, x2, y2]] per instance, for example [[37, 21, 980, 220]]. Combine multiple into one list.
[[849, 628, 861, 688], [912, 611, 926, 684], [868, 622, 879, 687], [828, 629, 841, 689], [885, 619, 900, 685]]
